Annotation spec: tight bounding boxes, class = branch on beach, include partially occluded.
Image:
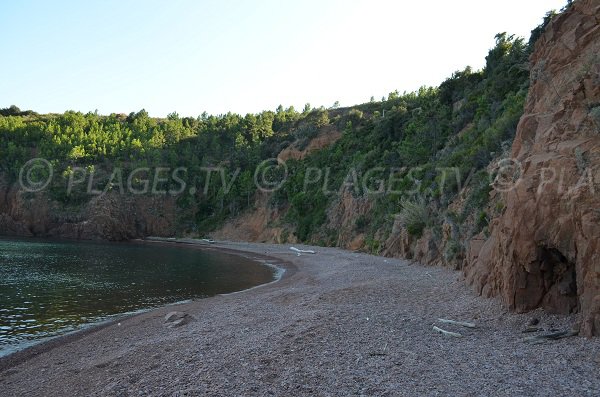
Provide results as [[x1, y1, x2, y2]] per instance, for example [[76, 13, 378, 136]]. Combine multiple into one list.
[[437, 318, 477, 328], [433, 325, 463, 338], [522, 330, 578, 344], [290, 247, 316, 255]]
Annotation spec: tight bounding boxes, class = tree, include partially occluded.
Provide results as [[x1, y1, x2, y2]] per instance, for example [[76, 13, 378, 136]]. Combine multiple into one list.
[[68, 145, 86, 160], [238, 170, 255, 207], [0, 105, 22, 116]]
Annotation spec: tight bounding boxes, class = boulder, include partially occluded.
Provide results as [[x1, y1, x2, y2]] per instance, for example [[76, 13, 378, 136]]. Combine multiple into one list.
[[164, 311, 193, 328]]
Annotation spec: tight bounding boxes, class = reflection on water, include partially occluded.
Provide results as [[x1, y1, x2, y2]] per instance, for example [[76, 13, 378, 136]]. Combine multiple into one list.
[[0, 237, 274, 357]]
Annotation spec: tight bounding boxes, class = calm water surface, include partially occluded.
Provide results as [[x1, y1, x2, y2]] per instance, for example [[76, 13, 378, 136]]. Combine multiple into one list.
[[0, 237, 275, 357]]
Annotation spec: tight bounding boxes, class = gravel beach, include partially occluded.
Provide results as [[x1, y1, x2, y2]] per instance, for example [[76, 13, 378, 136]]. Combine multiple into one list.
[[0, 241, 599, 396]]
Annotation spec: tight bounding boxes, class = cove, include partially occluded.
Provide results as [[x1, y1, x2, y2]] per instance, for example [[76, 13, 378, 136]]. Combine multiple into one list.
[[0, 237, 275, 357]]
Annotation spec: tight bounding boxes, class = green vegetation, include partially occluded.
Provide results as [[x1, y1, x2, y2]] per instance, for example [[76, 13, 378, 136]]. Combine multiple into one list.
[[397, 198, 432, 238], [0, 24, 549, 247], [270, 32, 531, 247]]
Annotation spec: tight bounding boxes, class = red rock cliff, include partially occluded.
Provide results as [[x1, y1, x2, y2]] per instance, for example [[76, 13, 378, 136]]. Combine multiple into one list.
[[0, 181, 180, 241], [465, 0, 600, 336]]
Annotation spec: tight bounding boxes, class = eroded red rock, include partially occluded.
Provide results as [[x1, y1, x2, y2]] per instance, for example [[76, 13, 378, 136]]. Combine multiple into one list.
[[465, 0, 600, 336]]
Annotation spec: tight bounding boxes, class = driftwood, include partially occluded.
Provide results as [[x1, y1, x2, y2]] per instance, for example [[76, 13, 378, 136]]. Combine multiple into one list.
[[521, 326, 542, 333], [290, 247, 316, 255], [433, 325, 463, 338], [523, 330, 578, 343], [437, 318, 477, 328]]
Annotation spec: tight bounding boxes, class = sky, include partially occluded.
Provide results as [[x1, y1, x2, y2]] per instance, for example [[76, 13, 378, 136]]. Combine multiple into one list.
[[0, 0, 568, 117]]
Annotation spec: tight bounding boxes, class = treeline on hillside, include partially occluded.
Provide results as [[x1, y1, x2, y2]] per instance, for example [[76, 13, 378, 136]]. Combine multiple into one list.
[[0, 13, 557, 245], [275, 32, 530, 248], [0, 98, 328, 231]]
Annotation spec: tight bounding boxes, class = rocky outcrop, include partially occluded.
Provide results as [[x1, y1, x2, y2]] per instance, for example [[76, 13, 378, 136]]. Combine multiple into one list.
[[212, 191, 295, 243], [277, 127, 342, 163], [0, 182, 179, 240], [465, 0, 600, 336], [326, 190, 373, 248]]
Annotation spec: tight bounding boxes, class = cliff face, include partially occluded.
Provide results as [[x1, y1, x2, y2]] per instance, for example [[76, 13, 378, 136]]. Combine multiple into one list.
[[211, 191, 295, 244], [0, 182, 179, 240], [465, 0, 600, 336]]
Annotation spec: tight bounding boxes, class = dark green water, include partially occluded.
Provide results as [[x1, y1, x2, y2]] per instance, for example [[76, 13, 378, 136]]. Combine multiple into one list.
[[0, 237, 276, 357]]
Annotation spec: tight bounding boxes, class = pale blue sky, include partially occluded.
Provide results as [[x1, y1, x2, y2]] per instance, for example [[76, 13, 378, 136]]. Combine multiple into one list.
[[1, 0, 567, 117]]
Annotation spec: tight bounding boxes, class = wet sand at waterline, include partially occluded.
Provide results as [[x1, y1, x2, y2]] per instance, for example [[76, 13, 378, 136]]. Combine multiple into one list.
[[1, 240, 599, 396]]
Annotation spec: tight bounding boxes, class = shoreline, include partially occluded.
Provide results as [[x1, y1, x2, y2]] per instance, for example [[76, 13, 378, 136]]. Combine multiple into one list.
[[0, 237, 294, 371], [1, 240, 599, 396]]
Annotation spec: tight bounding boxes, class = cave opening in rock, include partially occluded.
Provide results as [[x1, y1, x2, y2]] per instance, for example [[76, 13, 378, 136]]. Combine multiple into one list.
[[538, 246, 579, 314]]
